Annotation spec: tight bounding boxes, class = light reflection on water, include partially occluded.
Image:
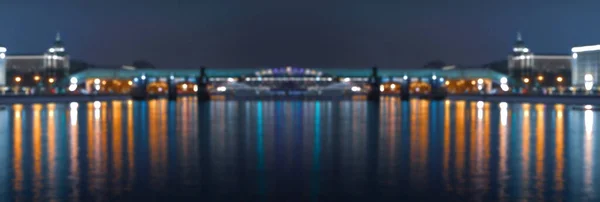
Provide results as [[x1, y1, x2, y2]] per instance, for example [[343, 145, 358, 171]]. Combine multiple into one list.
[[0, 98, 598, 201]]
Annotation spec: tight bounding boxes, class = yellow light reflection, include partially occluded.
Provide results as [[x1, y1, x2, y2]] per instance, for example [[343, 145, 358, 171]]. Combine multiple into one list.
[[32, 104, 42, 199], [47, 103, 57, 197], [535, 104, 545, 200], [443, 100, 451, 190], [455, 101, 466, 193], [12, 104, 23, 192], [554, 105, 564, 192], [127, 100, 135, 190], [112, 101, 123, 194]]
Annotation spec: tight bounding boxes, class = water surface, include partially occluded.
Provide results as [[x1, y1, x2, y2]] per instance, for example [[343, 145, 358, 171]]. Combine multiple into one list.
[[0, 97, 598, 201]]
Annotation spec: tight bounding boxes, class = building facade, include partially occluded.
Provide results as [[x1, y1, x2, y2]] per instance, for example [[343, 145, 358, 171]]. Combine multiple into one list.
[[0, 45, 6, 86], [4, 33, 69, 87], [572, 45, 600, 90], [507, 33, 571, 87]]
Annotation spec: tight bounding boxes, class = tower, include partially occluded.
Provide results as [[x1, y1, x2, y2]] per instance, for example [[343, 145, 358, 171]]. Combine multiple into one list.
[[44, 32, 69, 84], [508, 32, 534, 85], [512, 32, 530, 55], [49, 32, 66, 55]]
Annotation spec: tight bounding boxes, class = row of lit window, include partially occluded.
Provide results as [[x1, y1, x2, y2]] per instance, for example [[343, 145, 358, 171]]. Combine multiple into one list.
[[244, 77, 334, 82]]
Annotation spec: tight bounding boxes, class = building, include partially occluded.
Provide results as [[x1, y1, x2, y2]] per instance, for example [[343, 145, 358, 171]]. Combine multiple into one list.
[[571, 45, 600, 91], [4, 33, 70, 86], [0, 44, 6, 86], [507, 32, 571, 87]]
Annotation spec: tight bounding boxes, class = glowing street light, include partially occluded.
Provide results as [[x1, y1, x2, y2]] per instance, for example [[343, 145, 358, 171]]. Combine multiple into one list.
[[379, 85, 384, 92], [34, 75, 40, 82], [523, 78, 530, 84], [390, 84, 396, 90], [14, 77, 21, 83], [48, 78, 55, 84], [556, 77, 563, 83], [537, 76, 544, 81], [128, 80, 133, 86]]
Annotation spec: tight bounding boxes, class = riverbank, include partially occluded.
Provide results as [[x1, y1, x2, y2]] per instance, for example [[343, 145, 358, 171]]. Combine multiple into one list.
[[447, 94, 600, 105], [0, 94, 131, 105]]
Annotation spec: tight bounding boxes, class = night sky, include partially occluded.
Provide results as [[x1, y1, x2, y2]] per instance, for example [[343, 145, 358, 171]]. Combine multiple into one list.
[[1, 0, 599, 69]]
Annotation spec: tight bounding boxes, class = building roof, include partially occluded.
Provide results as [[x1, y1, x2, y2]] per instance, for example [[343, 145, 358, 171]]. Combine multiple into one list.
[[68, 67, 511, 83]]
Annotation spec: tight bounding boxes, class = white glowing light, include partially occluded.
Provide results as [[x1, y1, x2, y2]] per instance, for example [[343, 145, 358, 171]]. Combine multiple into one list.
[[573, 53, 578, 59], [585, 109, 594, 136], [432, 75, 437, 80], [70, 102, 79, 109], [477, 79, 484, 85], [499, 102, 508, 109], [141, 75, 146, 80], [585, 105, 593, 110], [439, 77, 444, 82], [193, 85, 198, 92], [477, 101, 484, 109], [182, 84, 188, 90], [170, 75, 175, 80], [227, 77, 235, 82], [403, 75, 408, 80], [343, 77, 351, 82], [572, 45, 600, 53], [68, 84, 77, 92], [523, 48, 529, 53], [0, 53, 5, 59], [500, 77, 508, 84], [390, 84, 396, 89], [51, 55, 58, 60], [501, 84, 510, 92], [379, 85, 384, 92], [217, 86, 227, 92], [93, 101, 101, 109], [351, 86, 361, 92], [49, 48, 55, 53], [70, 77, 78, 84], [500, 102, 508, 126], [585, 74, 594, 91], [0, 47, 6, 53], [94, 78, 101, 85]]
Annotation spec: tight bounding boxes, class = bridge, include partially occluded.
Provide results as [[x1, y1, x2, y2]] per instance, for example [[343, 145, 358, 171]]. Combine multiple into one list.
[[65, 66, 509, 101]]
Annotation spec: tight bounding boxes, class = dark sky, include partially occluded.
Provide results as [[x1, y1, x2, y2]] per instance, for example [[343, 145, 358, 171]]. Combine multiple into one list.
[[1, 0, 599, 69]]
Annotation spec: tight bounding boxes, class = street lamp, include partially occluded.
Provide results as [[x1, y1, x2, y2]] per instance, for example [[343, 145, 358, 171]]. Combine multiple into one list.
[[537, 76, 544, 81], [556, 77, 563, 83], [523, 78, 530, 84], [15, 76, 21, 83], [34, 75, 40, 82], [48, 78, 55, 84]]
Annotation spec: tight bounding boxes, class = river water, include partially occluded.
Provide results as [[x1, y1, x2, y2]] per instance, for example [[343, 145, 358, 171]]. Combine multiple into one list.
[[0, 97, 598, 201]]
